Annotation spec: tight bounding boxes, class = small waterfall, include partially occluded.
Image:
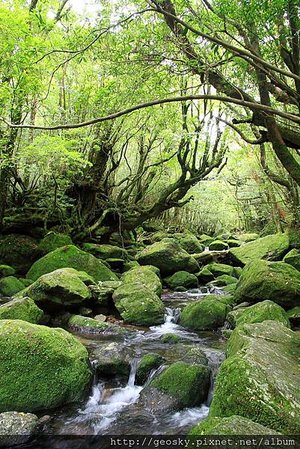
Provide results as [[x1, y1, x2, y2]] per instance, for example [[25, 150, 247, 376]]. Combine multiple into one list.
[[144, 364, 166, 387], [164, 307, 181, 324], [127, 358, 138, 388]]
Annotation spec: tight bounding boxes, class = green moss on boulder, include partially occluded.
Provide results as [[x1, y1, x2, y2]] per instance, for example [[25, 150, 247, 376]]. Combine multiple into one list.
[[122, 266, 162, 295], [67, 314, 117, 334], [136, 353, 164, 385], [164, 271, 198, 290], [232, 300, 290, 328], [283, 248, 300, 271], [38, 232, 73, 254], [0, 297, 44, 323], [82, 243, 127, 260], [173, 232, 204, 254], [0, 234, 41, 274], [235, 260, 300, 308], [26, 245, 118, 282], [150, 361, 210, 409], [209, 240, 229, 251], [0, 320, 92, 412], [180, 296, 230, 331], [206, 263, 234, 277], [0, 276, 25, 296], [209, 274, 237, 287], [197, 267, 214, 284], [0, 265, 16, 277]]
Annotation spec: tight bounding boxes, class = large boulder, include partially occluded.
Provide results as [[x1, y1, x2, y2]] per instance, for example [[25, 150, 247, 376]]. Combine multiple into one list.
[[206, 263, 234, 277], [180, 295, 230, 331], [26, 245, 118, 282], [0, 320, 92, 412], [235, 260, 300, 308], [229, 233, 289, 266], [82, 243, 127, 260], [0, 276, 25, 297], [283, 248, 300, 271], [0, 411, 39, 447], [209, 240, 229, 251], [209, 321, 300, 433], [173, 232, 204, 254], [228, 300, 290, 328], [0, 234, 41, 274], [121, 266, 162, 296], [0, 297, 44, 323], [136, 240, 199, 276], [113, 283, 165, 326], [164, 271, 198, 290], [38, 232, 73, 254], [19, 268, 92, 307]]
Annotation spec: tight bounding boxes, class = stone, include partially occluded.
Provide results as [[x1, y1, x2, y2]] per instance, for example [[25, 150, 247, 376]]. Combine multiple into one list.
[[173, 232, 204, 254], [230, 300, 290, 328], [229, 233, 289, 266], [121, 266, 162, 296], [237, 233, 259, 242], [67, 315, 123, 335], [210, 321, 300, 433], [0, 411, 39, 447], [286, 306, 300, 326], [209, 240, 229, 251], [206, 263, 234, 277], [90, 280, 122, 306], [0, 234, 41, 274], [0, 297, 44, 324], [136, 240, 199, 276], [38, 232, 73, 254], [164, 271, 198, 290], [196, 267, 214, 284], [91, 342, 131, 378], [26, 245, 118, 282], [161, 333, 181, 344], [209, 275, 237, 287], [0, 276, 25, 297], [113, 283, 165, 326], [283, 248, 300, 271], [0, 320, 91, 412], [136, 353, 164, 385], [180, 296, 230, 331], [0, 265, 15, 277], [82, 243, 127, 260], [235, 260, 300, 308]]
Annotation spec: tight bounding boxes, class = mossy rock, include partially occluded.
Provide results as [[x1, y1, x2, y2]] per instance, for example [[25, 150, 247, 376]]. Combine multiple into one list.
[[180, 296, 230, 331], [136, 240, 199, 276], [123, 260, 140, 272], [38, 232, 73, 254], [189, 415, 280, 436], [0, 320, 92, 412], [122, 266, 162, 296], [26, 245, 118, 282], [196, 267, 214, 284], [206, 263, 234, 277], [0, 297, 44, 323], [283, 248, 300, 271], [90, 280, 122, 306], [235, 260, 300, 308], [198, 234, 214, 245], [136, 353, 164, 385], [161, 333, 181, 344], [222, 283, 237, 295], [237, 233, 260, 242], [232, 300, 290, 328], [0, 276, 25, 297], [209, 240, 229, 251], [226, 239, 241, 248], [229, 233, 289, 266], [0, 265, 16, 278], [67, 314, 112, 332], [164, 271, 198, 290], [82, 243, 127, 260], [209, 274, 237, 287], [113, 283, 165, 326], [0, 411, 39, 447], [287, 306, 300, 326], [210, 321, 300, 433], [150, 361, 210, 409], [19, 268, 92, 307], [173, 232, 204, 254], [0, 234, 41, 274], [91, 342, 131, 378]]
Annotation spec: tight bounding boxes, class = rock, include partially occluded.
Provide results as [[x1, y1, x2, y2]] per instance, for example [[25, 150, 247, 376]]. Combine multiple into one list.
[[19, 268, 92, 307], [209, 275, 237, 287], [0, 234, 41, 274], [164, 271, 198, 290], [38, 232, 73, 254], [226, 239, 241, 248], [79, 307, 93, 317], [222, 284, 237, 295], [230, 300, 290, 328], [209, 240, 229, 251], [94, 313, 107, 322], [138, 387, 179, 414], [229, 233, 289, 266], [189, 415, 280, 436], [180, 296, 230, 331], [136, 240, 199, 276], [161, 333, 181, 344], [67, 315, 123, 335], [199, 234, 214, 245], [0, 411, 39, 447], [149, 362, 210, 409], [210, 321, 300, 433], [0, 297, 44, 323], [206, 263, 234, 277], [122, 266, 162, 296], [0, 276, 25, 297], [196, 267, 214, 284], [237, 233, 260, 242], [178, 346, 208, 366], [106, 258, 125, 271], [91, 342, 131, 378], [235, 260, 300, 308], [91, 280, 122, 306], [136, 353, 164, 385], [226, 308, 247, 328], [123, 260, 140, 272], [283, 248, 300, 271], [0, 265, 16, 277], [287, 306, 300, 326], [82, 243, 127, 260], [0, 320, 92, 412], [113, 283, 165, 326], [26, 245, 118, 282], [173, 232, 204, 254]]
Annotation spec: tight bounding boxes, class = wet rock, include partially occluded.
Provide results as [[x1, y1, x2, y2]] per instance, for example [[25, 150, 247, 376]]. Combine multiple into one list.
[[38, 232, 73, 254], [164, 271, 198, 290], [26, 245, 118, 282], [91, 342, 131, 378], [0, 276, 25, 297], [136, 353, 164, 385], [180, 295, 230, 331], [178, 345, 208, 366], [0, 411, 39, 447], [0, 265, 16, 277], [121, 266, 162, 296], [283, 248, 300, 271], [210, 321, 300, 433], [0, 234, 41, 274], [0, 297, 44, 324], [138, 387, 179, 414], [67, 314, 124, 336], [235, 260, 300, 308], [136, 240, 199, 276], [0, 320, 92, 412], [229, 233, 289, 266]]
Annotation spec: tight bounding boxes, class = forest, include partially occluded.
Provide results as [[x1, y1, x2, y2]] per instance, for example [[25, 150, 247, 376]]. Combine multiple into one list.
[[0, 0, 299, 445]]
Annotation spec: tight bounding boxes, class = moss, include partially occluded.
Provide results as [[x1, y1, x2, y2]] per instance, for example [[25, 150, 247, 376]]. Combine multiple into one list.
[[113, 283, 165, 326], [0, 277, 25, 297], [136, 353, 164, 385], [229, 233, 289, 266], [209, 240, 229, 251], [0, 265, 16, 277], [237, 233, 259, 242], [161, 333, 181, 344], [0, 320, 92, 412], [283, 248, 300, 271], [209, 274, 237, 287], [0, 234, 41, 274], [38, 232, 73, 254], [26, 245, 118, 282], [136, 240, 199, 276], [180, 296, 230, 331], [173, 232, 204, 254], [123, 261, 140, 272], [235, 260, 300, 308], [226, 239, 241, 248], [82, 243, 127, 260], [0, 297, 44, 323], [287, 306, 300, 326], [206, 263, 234, 277], [197, 267, 214, 284], [210, 321, 300, 433], [222, 284, 237, 295], [150, 361, 210, 408], [122, 266, 162, 295], [67, 314, 110, 332], [164, 271, 198, 290], [234, 300, 290, 328]]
